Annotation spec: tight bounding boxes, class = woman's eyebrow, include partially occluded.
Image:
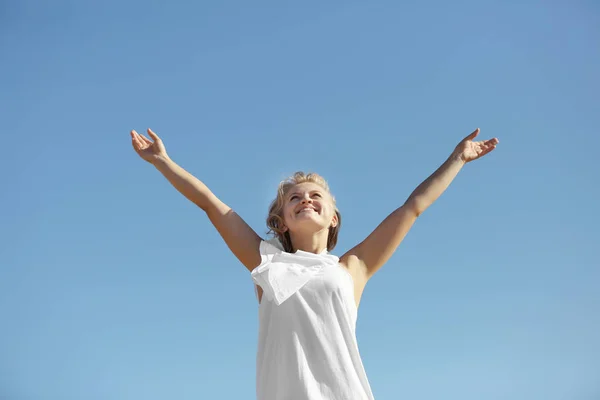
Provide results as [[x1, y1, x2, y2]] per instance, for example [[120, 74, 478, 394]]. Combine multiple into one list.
[[288, 189, 322, 198]]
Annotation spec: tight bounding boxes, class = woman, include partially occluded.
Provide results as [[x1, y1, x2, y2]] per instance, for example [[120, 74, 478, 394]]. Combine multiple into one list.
[[130, 128, 499, 399]]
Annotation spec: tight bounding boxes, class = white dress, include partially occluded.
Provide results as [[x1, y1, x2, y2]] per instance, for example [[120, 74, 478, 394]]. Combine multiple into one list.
[[251, 238, 375, 400]]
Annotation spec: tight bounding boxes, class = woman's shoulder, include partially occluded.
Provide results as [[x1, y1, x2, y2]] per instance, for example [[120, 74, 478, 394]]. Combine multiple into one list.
[[260, 236, 284, 255]]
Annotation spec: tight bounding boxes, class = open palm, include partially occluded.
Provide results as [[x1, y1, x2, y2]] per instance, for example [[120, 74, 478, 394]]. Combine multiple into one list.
[[455, 128, 499, 163], [130, 129, 168, 163]]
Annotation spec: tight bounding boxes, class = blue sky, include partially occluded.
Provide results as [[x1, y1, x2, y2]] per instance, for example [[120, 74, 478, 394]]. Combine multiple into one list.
[[2, 1, 599, 399]]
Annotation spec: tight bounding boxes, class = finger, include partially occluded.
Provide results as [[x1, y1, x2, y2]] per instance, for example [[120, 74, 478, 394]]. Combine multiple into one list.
[[130, 130, 140, 148], [131, 137, 141, 151], [477, 144, 497, 158], [131, 131, 145, 150], [138, 133, 153, 145], [147, 128, 161, 142], [134, 131, 145, 146], [463, 128, 480, 142], [474, 138, 498, 150], [478, 140, 495, 150]]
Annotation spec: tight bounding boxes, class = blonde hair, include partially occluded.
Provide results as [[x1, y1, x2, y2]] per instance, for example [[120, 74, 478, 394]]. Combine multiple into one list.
[[266, 172, 341, 253]]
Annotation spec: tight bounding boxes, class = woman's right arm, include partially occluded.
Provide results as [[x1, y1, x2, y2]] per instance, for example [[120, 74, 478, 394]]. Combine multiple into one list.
[[131, 129, 262, 271]]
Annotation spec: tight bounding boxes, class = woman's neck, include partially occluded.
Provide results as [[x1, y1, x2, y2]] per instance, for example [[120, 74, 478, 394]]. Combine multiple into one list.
[[289, 230, 329, 254]]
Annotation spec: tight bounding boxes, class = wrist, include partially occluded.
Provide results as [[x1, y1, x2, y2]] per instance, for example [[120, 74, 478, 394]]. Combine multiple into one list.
[[151, 154, 172, 167], [449, 151, 467, 165]]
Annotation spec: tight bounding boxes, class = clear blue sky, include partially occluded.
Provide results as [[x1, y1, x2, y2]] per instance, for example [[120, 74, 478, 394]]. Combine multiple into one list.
[[2, 1, 599, 399]]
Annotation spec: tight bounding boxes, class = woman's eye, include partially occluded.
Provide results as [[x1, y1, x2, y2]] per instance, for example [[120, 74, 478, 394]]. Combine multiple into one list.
[[290, 195, 298, 200], [313, 193, 322, 198]]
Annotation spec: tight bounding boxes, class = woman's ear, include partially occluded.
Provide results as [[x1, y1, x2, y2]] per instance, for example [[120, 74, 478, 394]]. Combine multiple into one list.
[[330, 214, 338, 228]]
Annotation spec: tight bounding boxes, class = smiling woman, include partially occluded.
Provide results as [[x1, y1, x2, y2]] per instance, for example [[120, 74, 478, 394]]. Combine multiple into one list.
[[266, 172, 342, 254], [130, 127, 499, 400]]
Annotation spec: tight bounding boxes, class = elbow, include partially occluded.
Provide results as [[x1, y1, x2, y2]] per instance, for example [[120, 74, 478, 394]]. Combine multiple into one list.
[[404, 198, 426, 217]]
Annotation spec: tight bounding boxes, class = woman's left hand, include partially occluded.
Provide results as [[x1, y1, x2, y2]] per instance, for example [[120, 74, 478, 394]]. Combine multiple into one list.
[[454, 128, 499, 163]]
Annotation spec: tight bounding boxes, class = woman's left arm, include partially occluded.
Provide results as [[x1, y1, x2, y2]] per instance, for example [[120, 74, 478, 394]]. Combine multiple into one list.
[[342, 128, 499, 279]]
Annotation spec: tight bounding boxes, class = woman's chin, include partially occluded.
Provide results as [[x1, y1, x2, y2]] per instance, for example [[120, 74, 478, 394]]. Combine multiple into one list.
[[289, 218, 328, 233]]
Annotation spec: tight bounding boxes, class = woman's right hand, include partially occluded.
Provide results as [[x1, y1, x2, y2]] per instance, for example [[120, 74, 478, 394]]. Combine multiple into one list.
[[131, 129, 168, 164]]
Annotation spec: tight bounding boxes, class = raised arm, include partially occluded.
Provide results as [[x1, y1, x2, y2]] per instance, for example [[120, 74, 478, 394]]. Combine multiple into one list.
[[131, 129, 262, 271], [342, 128, 499, 279]]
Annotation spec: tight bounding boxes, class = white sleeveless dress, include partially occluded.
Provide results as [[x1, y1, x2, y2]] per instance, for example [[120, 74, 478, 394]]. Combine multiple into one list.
[[251, 238, 375, 400]]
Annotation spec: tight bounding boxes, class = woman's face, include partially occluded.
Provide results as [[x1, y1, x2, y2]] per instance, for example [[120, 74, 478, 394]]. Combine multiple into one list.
[[281, 182, 337, 235]]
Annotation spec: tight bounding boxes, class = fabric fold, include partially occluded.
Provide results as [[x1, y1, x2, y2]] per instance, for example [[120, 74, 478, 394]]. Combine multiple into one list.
[[251, 239, 340, 305]]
